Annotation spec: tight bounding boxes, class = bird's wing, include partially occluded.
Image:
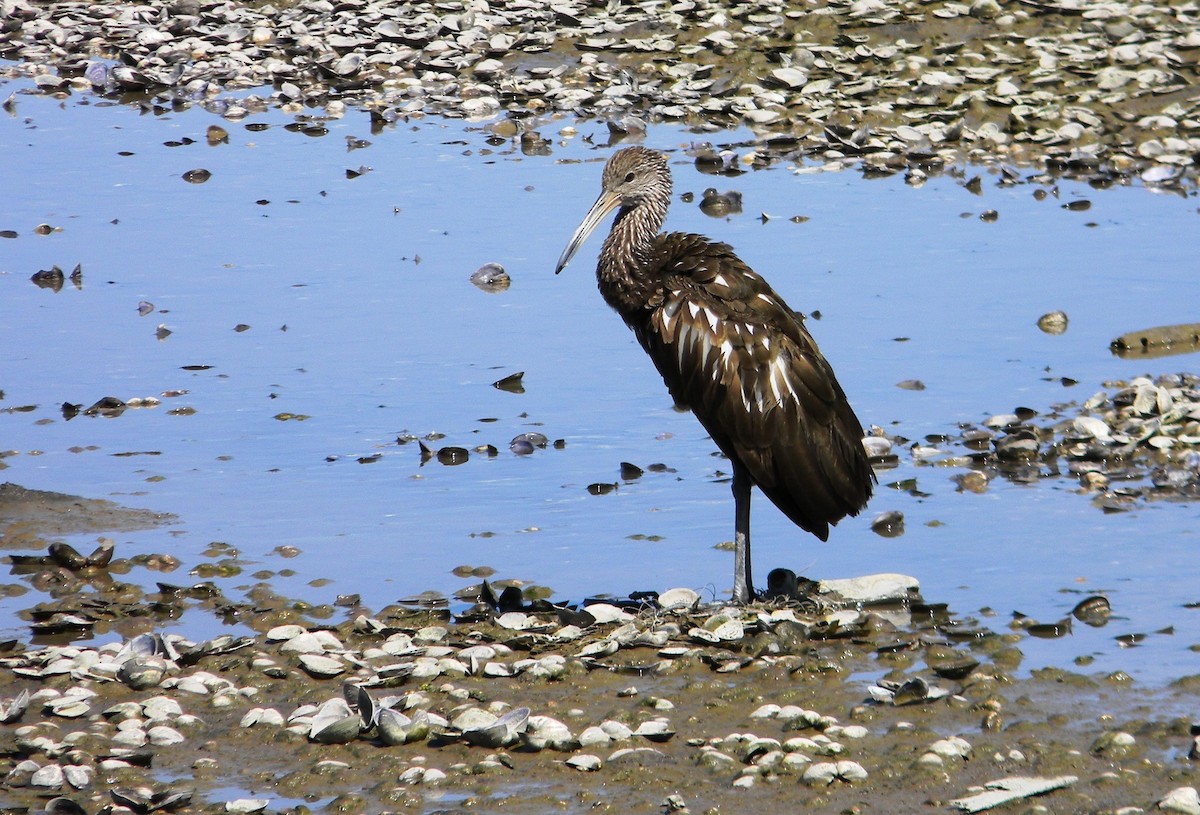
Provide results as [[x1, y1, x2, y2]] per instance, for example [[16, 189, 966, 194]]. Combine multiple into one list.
[[634, 233, 873, 538]]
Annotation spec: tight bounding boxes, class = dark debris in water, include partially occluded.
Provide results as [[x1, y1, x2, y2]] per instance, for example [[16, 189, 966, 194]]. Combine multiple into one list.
[[491, 371, 524, 393]]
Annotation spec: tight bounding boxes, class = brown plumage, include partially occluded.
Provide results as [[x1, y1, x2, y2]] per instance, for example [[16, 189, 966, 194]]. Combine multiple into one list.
[[555, 146, 874, 603]]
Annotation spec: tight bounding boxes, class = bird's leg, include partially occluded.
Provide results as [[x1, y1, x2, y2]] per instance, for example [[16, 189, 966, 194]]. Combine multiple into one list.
[[731, 463, 754, 603]]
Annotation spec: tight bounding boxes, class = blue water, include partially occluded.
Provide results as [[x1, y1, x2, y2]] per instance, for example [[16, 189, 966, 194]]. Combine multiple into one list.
[[1, 79, 1197, 681]]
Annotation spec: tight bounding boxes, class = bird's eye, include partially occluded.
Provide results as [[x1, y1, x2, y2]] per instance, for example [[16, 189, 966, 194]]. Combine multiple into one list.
[[623, 171, 636, 183]]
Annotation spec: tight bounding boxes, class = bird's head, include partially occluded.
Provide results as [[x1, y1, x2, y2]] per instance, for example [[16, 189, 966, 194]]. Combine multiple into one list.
[[555, 147, 673, 274]]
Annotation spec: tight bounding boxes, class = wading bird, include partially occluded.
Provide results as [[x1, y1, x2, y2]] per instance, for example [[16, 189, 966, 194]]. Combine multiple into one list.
[[555, 147, 874, 603]]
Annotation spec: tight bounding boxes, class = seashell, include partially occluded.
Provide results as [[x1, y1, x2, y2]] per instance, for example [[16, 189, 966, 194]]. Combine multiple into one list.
[[111, 787, 193, 811], [802, 760, 868, 785], [1072, 595, 1111, 627], [483, 662, 513, 677], [30, 764, 65, 788], [47, 543, 88, 569], [463, 706, 528, 748], [420, 767, 448, 784], [929, 653, 980, 680], [225, 799, 269, 813], [1037, 310, 1069, 335], [523, 715, 577, 752], [111, 722, 148, 748], [509, 434, 539, 454], [743, 737, 783, 763], [995, 431, 1039, 461], [298, 654, 345, 678], [496, 611, 535, 630], [267, 623, 308, 641], [1158, 787, 1200, 814], [413, 625, 448, 643], [240, 707, 281, 728], [310, 714, 361, 744], [630, 629, 670, 648], [657, 587, 700, 610], [1072, 416, 1111, 441], [1026, 618, 1072, 639], [928, 736, 972, 759], [862, 435, 893, 459], [607, 746, 667, 765], [458, 644, 497, 662], [869, 510, 905, 537], [566, 754, 602, 771], [350, 684, 375, 728], [580, 602, 633, 624], [768, 67, 808, 89], [576, 639, 619, 658], [280, 631, 327, 654], [328, 54, 363, 77], [633, 719, 675, 742], [148, 725, 185, 746], [398, 767, 427, 784], [309, 698, 359, 743], [578, 726, 612, 748], [62, 765, 94, 789], [118, 657, 168, 690], [0, 689, 30, 723], [471, 262, 510, 292], [884, 676, 949, 705], [700, 613, 744, 641], [378, 708, 430, 746], [47, 697, 91, 718], [84, 61, 110, 88]]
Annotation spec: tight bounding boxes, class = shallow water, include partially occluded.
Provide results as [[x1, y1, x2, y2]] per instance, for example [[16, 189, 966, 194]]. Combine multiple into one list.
[[2, 80, 1198, 682]]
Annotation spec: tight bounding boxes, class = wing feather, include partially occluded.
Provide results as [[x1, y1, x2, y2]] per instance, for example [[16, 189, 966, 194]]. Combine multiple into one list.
[[634, 232, 874, 537]]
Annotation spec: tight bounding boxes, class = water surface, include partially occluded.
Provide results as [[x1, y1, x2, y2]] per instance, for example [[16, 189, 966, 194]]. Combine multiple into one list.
[[2, 81, 1197, 681]]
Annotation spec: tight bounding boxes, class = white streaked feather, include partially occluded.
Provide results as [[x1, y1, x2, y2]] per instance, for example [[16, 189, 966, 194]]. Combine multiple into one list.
[[681, 326, 697, 370], [770, 356, 796, 407], [660, 300, 681, 337]]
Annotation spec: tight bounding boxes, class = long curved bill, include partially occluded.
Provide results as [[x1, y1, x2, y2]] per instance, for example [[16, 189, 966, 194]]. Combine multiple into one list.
[[554, 190, 623, 274]]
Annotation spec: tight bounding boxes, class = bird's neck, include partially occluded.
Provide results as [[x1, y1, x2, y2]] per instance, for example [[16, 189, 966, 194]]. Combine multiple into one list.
[[596, 201, 666, 314]]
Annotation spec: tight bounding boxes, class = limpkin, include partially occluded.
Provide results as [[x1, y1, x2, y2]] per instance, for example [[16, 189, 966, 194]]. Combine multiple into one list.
[[555, 146, 875, 603]]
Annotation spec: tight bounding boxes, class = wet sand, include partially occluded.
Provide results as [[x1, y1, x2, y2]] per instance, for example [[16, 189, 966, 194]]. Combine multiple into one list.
[[1, 485, 1199, 814]]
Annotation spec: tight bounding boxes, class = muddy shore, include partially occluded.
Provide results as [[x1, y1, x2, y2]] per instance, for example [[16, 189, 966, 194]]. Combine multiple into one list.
[[1, 485, 1199, 815]]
